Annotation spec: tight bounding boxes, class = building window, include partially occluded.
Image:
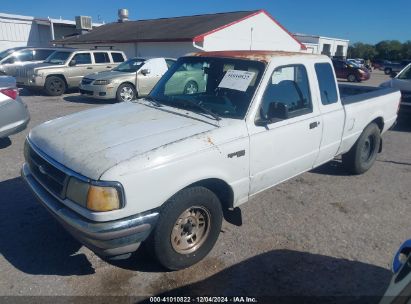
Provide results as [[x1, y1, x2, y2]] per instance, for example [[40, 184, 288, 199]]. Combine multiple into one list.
[[336, 45, 344, 57], [321, 44, 331, 57]]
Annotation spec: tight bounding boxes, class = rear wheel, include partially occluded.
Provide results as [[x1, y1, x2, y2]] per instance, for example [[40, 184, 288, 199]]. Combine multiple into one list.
[[342, 123, 381, 174], [148, 186, 223, 270], [44, 76, 66, 96], [116, 83, 137, 102], [384, 68, 392, 75]]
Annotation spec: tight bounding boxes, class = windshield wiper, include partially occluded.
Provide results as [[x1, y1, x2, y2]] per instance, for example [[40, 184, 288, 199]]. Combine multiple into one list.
[[170, 98, 221, 121]]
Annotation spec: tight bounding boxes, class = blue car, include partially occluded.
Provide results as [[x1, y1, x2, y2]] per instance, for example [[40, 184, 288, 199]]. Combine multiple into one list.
[[380, 240, 411, 304]]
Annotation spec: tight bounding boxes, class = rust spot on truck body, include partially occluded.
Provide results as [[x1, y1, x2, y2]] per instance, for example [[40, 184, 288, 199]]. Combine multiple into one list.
[[188, 50, 319, 63]]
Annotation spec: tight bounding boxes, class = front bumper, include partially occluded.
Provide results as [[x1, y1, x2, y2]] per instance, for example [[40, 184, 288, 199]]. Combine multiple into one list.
[[21, 163, 159, 258], [16, 75, 45, 88], [79, 83, 117, 100], [358, 73, 370, 81]]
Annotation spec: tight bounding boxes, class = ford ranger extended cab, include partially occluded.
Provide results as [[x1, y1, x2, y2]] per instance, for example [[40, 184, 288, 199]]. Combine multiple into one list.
[[21, 51, 400, 270]]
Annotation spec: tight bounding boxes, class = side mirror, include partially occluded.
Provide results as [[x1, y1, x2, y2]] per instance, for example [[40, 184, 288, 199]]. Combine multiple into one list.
[[69, 59, 76, 67], [267, 102, 289, 120], [140, 68, 150, 76], [390, 71, 397, 78]]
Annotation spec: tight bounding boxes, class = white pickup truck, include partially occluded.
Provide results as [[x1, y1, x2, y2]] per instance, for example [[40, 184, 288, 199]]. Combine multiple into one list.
[[22, 51, 400, 270]]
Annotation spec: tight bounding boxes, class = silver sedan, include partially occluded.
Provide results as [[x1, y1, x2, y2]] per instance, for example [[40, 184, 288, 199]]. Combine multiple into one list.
[[0, 76, 30, 139]]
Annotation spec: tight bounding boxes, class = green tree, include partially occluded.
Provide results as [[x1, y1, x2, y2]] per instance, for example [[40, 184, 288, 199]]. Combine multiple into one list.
[[401, 41, 411, 59], [375, 40, 403, 61]]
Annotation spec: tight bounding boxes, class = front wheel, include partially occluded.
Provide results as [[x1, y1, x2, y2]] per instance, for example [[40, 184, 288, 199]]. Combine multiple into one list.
[[347, 74, 357, 82], [183, 81, 198, 95], [148, 186, 223, 270], [116, 83, 137, 102], [44, 76, 66, 96], [384, 68, 392, 75], [342, 123, 381, 174]]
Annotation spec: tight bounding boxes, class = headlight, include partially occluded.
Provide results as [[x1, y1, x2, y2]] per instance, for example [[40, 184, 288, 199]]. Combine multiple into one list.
[[93, 79, 111, 85], [358, 69, 365, 74], [66, 177, 123, 212]]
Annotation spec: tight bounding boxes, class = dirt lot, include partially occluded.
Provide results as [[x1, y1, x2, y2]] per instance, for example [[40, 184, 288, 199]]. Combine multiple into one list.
[[0, 71, 410, 303]]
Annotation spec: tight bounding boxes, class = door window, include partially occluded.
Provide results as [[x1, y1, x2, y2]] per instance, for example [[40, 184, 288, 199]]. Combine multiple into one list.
[[93, 52, 110, 63], [260, 64, 312, 121], [111, 52, 125, 63], [72, 53, 92, 65]]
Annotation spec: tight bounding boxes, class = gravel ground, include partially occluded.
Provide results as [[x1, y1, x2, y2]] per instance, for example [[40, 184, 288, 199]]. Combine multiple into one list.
[[0, 71, 410, 303]]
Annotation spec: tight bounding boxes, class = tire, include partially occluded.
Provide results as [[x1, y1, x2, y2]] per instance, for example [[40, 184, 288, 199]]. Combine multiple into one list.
[[116, 83, 137, 102], [44, 76, 66, 96], [384, 68, 392, 75], [183, 81, 198, 95], [347, 74, 357, 82], [342, 123, 381, 175], [149, 186, 223, 270]]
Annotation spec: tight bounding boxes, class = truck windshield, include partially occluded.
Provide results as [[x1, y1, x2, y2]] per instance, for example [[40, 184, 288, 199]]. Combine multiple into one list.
[[397, 64, 411, 80], [113, 58, 145, 72], [44, 51, 72, 65], [149, 56, 265, 119]]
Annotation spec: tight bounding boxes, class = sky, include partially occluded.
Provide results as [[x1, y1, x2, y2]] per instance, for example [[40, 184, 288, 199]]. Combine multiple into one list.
[[1, 0, 409, 44]]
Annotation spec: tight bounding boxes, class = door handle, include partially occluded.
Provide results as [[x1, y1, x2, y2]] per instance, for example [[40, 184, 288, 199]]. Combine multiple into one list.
[[87, 67, 92, 69], [106, 66, 111, 68], [309, 121, 320, 129]]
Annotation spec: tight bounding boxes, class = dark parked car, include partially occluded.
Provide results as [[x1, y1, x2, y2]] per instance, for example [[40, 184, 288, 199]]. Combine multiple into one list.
[[332, 59, 370, 82], [383, 60, 411, 75], [372, 59, 390, 71]]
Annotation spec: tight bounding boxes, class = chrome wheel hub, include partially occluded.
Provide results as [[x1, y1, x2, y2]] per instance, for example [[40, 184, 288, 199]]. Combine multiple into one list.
[[120, 86, 134, 101]]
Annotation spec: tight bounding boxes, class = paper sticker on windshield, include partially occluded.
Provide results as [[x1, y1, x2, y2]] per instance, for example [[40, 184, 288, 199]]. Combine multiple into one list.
[[218, 70, 256, 92]]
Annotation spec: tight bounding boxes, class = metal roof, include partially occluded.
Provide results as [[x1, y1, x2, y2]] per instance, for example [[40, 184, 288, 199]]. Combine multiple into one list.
[[54, 11, 259, 44]]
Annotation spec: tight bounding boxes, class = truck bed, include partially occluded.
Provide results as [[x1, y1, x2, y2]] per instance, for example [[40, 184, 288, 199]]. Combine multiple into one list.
[[339, 84, 399, 105]]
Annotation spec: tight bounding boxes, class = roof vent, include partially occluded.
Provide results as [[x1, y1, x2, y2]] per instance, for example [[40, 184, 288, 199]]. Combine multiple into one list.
[[75, 16, 92, 30], [118, 9, 129, 22]]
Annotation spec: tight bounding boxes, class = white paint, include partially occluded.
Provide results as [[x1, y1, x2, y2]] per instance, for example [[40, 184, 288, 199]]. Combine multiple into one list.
[[27, 53, 400, 222], [203, 12, 302, 52], [294, 33, 349, 57]]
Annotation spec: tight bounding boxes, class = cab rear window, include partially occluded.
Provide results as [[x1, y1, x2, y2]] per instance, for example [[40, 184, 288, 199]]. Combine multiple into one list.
[[315, 63, 338, 105]]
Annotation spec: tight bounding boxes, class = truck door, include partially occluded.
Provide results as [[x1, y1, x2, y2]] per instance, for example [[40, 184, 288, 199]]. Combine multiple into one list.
[[313, 62, 345, 167], [137, 58, 168, 96], [248, 64, 322, 194]]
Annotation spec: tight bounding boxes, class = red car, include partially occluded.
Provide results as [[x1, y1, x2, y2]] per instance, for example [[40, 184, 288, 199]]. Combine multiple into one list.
[[332, 59, 370, 82]]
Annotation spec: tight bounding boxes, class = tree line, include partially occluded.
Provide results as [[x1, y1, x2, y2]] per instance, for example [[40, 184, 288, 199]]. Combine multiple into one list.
[[348, 40, 411, 61]]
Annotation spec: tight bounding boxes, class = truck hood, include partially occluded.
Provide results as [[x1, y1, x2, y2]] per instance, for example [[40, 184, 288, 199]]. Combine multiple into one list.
[[85, 70, 132, 80], [29, 101, 216, 180]]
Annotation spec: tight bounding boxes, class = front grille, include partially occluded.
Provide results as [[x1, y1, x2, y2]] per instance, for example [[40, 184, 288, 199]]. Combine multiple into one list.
[[81, 78, 93, 85], [80, 89, 93, 96], [25, 141, 69, 199], [16, 67, 29, 78]]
